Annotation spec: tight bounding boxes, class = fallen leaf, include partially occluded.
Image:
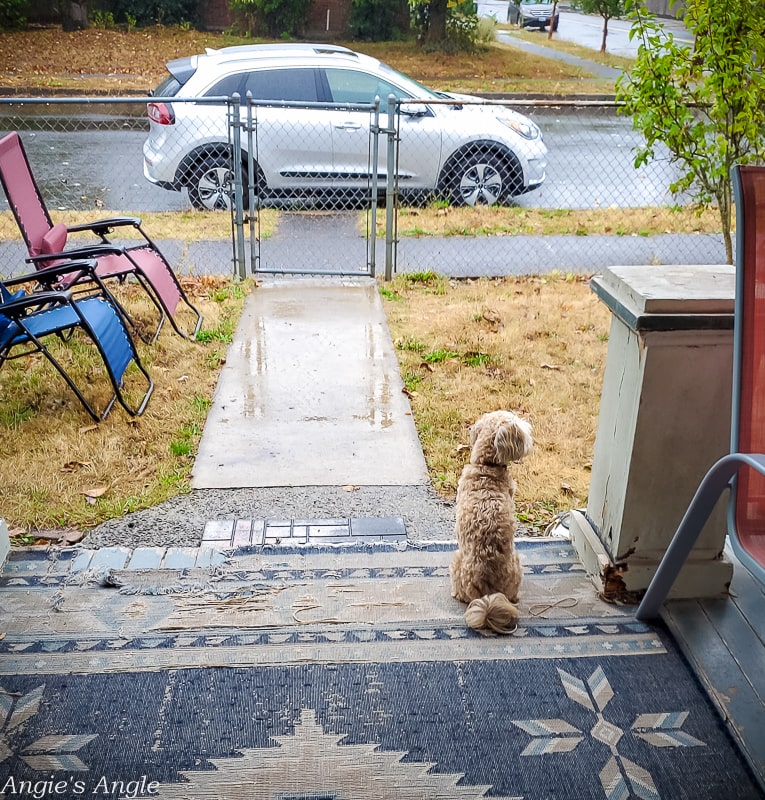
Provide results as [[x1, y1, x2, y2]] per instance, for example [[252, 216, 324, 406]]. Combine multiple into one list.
[[82, 486, 108, 499], [61, 461, 92, 473], [30, 528, 85, 544], [79, 424, 98, 434], [561, 482, 574, 496], [342, 485, 359, 492]]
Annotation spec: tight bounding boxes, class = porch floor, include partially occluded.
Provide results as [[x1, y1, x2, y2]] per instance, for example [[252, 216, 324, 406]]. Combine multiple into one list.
[[662, 545, 765, 791]]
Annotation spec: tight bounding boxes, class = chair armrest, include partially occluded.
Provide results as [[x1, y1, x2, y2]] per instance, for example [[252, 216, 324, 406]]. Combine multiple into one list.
[[67, 216, 142, 235], [27, 243, 125, 263], [4, 259, 100, 290], [0, 289, 74, 317]]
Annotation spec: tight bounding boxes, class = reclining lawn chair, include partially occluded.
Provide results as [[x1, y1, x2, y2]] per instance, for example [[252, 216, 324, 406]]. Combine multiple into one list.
[[0, 259, 154, 421], [637, 164, 765, 619], [0, 131, 202, 342]]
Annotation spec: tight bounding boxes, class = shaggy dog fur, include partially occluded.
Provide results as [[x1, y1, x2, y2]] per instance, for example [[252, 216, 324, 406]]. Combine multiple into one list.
[[450, 410, 533, 634]]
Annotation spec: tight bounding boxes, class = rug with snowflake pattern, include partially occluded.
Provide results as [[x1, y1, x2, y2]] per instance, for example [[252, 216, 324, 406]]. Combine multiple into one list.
[[0, 540, 761, 800]]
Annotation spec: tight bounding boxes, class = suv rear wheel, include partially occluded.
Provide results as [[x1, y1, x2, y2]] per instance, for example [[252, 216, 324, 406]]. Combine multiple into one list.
[[187, 157, 250, 211]]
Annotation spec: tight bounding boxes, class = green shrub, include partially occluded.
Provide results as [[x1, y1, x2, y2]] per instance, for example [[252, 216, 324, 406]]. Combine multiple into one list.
[[0, 0, 28, 30], [229, 0, 311, 38], [350, 0, 408, 41], [112, 0, 199, 27]]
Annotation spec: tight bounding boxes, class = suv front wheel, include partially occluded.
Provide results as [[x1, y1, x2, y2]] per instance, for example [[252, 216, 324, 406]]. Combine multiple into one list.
[[444, 150, 522, 207], [187, 157, 250, 211]]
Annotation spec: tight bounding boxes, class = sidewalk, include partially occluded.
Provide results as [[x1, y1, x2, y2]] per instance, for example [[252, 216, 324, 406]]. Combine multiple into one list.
[[192, 278, 429, 490]]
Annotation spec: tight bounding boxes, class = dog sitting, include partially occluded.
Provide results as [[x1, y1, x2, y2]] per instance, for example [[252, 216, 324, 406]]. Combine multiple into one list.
[[450, 410, 533, 634]]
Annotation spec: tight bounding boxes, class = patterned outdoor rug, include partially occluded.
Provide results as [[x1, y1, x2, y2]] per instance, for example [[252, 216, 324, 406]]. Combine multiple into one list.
[[0, 540, 761, 800]]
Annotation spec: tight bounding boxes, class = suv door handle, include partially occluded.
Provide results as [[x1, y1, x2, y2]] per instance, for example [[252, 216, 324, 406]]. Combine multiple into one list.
[[334, 122, 362, 130]]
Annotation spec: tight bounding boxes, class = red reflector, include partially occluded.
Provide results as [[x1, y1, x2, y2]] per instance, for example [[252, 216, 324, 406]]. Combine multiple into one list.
[[147, 102, 175, 125]]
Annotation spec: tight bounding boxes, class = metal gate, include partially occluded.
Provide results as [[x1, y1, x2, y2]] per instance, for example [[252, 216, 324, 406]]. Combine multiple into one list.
[[229, 95, 398, 279]]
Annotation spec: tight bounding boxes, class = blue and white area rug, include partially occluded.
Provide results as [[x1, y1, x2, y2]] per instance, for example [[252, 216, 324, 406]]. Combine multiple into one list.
[[0, 540, 761, 800]]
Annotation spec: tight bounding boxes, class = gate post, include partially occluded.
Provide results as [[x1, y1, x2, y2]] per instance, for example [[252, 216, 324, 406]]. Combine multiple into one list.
[[368, 97, 380, 278], [230, 94, 247, 280], [384, 94, 397, 282], [245, 92, 259, 276]]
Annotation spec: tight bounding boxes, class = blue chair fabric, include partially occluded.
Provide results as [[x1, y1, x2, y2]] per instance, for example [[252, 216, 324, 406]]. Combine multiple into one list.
[[0, 260, 154, 421]]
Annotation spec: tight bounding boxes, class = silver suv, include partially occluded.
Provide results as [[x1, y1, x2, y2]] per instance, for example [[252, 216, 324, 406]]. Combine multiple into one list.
[[143, 43, 547, 210]]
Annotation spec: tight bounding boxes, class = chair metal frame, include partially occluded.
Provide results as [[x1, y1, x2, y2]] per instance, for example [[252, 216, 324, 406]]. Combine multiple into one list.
[[0, 260, 154, 421], [637, 165, 765, 619], [0, 131, 203, 342]]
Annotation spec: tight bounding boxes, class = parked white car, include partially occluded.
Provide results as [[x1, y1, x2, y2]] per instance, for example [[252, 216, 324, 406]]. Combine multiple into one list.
[[143, 43, 547, 210]]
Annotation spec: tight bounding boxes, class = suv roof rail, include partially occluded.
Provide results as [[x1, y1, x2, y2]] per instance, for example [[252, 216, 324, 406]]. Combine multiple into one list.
[[203, 43, 357, 58]]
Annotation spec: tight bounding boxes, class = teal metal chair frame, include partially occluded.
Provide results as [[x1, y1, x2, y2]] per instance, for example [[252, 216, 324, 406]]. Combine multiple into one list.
[[0, 131, 202, 342], [0, 260, 154, 421], [637, 165, 765, 619]]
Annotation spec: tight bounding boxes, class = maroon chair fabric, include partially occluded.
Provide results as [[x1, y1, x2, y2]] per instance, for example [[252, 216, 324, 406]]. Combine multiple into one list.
[[0, 131, 201, 340]]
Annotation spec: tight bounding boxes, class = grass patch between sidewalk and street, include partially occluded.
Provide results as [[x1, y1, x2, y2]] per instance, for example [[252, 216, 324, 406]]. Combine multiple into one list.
[[374, 204, 724, 239]]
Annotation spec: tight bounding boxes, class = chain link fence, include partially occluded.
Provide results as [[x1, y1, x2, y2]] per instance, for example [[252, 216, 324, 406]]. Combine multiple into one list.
[[0, 95, 728, 281]]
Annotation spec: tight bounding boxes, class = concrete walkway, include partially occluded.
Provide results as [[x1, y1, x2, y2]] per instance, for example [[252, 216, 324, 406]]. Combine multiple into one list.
[[192, 278, 429, 489]]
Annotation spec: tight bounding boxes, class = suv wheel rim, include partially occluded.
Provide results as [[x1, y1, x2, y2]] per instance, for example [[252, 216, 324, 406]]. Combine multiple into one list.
[[198, 166, 234, 211], [459, 162, 503, 206]]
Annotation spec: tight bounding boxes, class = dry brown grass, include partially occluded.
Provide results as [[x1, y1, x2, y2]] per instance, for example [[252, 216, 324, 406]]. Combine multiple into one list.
[[385, 205, 725, 238], [0, 209, 278, 243], [0, 276, 251, 540], [0, 27, 612, 96], [382, 271, 610, 528], [1, 272, 609, 539]]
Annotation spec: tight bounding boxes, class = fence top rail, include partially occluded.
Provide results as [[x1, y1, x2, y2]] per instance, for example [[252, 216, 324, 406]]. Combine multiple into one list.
[[242, 94, 378, 113], [397, 97, 626, 109], [0, 95, 233, 106], [0, 95, 627, 111]]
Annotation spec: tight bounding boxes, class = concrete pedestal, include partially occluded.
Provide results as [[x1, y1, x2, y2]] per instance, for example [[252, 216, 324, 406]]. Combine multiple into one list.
[[569, 265, 736, 602]]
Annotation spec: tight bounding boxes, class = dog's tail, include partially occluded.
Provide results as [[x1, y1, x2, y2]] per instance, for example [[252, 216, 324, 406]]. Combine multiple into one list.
[[464, 593, 519, 634]]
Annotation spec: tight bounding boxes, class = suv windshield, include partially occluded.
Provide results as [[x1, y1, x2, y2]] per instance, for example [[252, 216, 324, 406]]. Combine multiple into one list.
[[377, 62, 439, 100]]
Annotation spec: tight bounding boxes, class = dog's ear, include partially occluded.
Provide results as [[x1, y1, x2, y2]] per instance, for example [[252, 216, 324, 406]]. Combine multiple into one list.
[[494, 416, 533, 463], [469, 415, 486, 447]]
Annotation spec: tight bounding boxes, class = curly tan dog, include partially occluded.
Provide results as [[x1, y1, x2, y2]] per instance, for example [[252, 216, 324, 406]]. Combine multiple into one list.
[[450, 410, 533, 634]]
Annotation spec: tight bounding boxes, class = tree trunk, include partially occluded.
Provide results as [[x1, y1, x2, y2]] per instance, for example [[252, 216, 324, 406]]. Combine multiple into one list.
[[600, 15, 609, 53], [718, 185, 733, 265], [548, 0, 557, 39], [424, 0, 448, 47], [61, 1, 88, 31]]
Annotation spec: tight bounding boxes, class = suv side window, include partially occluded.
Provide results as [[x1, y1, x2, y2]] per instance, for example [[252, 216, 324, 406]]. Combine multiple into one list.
[[205, 69, 321, 103], [206, 74, 245, 98], [324, 68, 406, 104], [244, 68, 320, 103]]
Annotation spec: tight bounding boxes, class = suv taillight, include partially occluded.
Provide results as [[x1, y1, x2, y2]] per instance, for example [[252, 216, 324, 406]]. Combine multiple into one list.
[[147, 102, 175, 125]]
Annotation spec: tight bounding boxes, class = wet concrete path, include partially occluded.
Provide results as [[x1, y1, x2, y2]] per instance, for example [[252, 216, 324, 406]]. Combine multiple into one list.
[[192, 279, 429, 489]]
